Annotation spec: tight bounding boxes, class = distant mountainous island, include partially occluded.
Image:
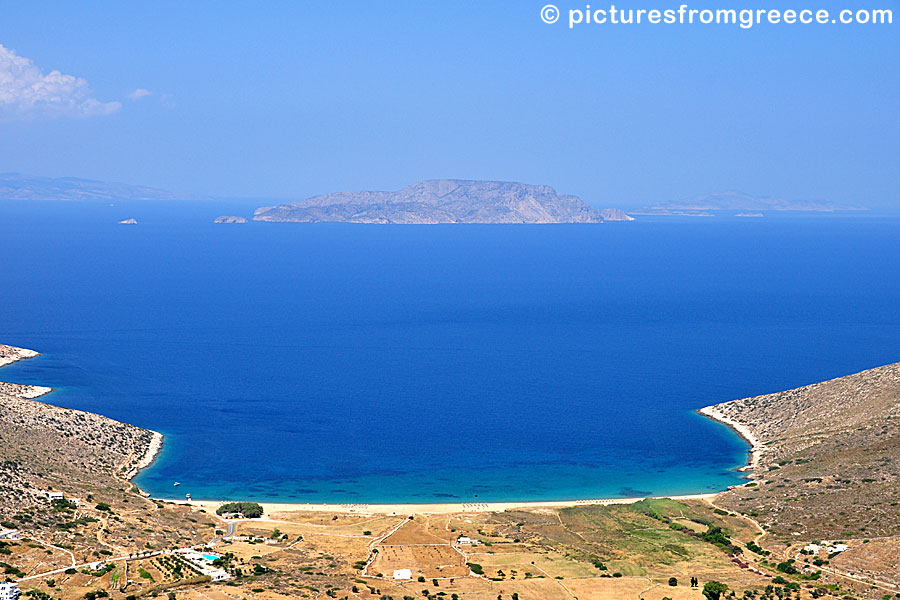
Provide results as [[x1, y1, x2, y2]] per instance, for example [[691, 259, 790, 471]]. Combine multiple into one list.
[[641, 191, 861, 213], [0, 172, 189, 203], [253, 180, 634, 224]]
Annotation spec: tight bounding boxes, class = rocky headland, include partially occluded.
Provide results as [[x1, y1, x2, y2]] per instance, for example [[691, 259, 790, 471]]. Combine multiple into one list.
[[0, 344, 161, 515], [701, 362, 900, 539]]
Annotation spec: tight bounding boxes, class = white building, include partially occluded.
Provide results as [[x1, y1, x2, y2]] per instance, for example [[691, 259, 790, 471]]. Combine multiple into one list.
[[174, 549, 231, 582], [393, 569, 412, 580], [44, 491, 64, 502], [0, 529, 20, 540], [805, 542, 849, 555], [457, 536, 479, 545], [0, 582, 20, 600]]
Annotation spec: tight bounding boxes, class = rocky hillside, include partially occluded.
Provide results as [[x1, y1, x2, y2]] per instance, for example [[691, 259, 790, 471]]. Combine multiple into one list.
[[705, 362, 900, 539], [0, 345, 159, 516], [253, 179, 632, 224]]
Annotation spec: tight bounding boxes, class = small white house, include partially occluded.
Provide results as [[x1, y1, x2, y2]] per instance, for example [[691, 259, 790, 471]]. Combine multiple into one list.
[[803, 543, 821, 553], [457, 536, 479, 545], [827, 543, 849, 553], [0, 582, 21, 600], [0, 529, 20, 540], [44, 491, 64, 502], [393, 569, 412, 580]]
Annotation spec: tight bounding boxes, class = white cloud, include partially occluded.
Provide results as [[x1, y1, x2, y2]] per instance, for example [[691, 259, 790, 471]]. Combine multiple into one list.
[[128, 88, 151, 100], [0, 43, 121, 119]]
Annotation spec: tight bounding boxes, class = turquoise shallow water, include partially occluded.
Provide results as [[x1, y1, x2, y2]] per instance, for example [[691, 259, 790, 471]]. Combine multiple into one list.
[[2, 201, 898, 503]]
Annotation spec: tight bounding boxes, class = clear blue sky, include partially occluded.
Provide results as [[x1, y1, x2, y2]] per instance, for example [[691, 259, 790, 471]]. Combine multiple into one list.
[[1, 0, 897, 208]]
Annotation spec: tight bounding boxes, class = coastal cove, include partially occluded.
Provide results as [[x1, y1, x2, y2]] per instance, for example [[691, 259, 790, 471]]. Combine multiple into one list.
[[1, 343, 743, 510], [2, 201, 900, 504]]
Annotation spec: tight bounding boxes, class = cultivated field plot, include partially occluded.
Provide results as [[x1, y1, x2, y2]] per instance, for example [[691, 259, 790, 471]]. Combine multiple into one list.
[[370, 544, 468, 578], [379, 517, 454, 545]]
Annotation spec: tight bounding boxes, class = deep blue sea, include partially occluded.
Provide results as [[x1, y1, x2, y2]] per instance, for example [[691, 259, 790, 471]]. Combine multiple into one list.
[[2, 200, 899, 504]]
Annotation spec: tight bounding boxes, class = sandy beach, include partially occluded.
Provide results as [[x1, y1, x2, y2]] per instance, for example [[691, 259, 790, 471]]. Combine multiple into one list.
[[187, 493, 720, 517]]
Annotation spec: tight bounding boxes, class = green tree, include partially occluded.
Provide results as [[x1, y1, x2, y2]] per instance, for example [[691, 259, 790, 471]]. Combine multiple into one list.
[[668, 576, 678, 586], [216, 502, 263, 518], [703, 581, 729, 600]]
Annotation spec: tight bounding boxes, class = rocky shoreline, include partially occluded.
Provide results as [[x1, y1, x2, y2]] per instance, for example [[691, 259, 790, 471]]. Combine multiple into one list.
[[125, 430, 164, 480]]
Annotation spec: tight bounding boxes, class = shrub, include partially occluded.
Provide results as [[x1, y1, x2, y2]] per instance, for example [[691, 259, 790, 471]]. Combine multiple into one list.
[[776, 560, 798, 575]]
